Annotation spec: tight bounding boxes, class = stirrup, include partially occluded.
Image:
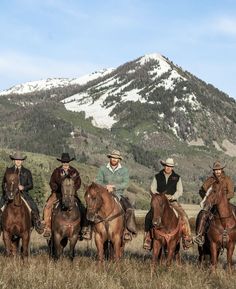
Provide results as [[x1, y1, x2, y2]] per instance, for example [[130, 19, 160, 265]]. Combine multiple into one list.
[[194, 235, 204, 247], [43, 228, 51, 239], [81, 227, 92, 240], [123, 231, 132, 241], [182, 237, 193, 250], [143, 236, 152, 251]]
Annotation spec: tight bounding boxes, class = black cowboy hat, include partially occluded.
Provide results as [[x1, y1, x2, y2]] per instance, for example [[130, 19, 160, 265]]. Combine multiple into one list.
[[57, 153, 75, 163], [9, 151, 27, 161]]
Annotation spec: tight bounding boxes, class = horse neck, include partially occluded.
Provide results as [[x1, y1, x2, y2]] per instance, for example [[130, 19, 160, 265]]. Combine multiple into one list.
[[216, 192, 235, 227], [98, 190, 115, 218], [161, 200, 178, 228]]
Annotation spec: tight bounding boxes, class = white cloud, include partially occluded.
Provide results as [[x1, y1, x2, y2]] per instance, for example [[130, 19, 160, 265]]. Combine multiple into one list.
[[213, 16, 236, 36]]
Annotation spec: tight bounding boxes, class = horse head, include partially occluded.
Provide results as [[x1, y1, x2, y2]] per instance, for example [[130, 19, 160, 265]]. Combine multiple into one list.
[[151, 193, 168, 228], [61, 175, 76, 210], [4, 171, 19, 201], [201, 182, 224, 211], [84, 182, 103, 222]]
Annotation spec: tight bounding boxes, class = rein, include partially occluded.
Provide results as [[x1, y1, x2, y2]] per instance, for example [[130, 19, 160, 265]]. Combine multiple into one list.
[[153, 217, 182, 244]]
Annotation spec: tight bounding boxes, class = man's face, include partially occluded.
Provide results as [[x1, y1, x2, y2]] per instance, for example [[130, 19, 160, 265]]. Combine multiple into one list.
[[14, 160, 23, 167], [110, 157, 120, 167], [62, 163, 70, 170], [214, 169, 222, 178], [164, 165, 173, 174]]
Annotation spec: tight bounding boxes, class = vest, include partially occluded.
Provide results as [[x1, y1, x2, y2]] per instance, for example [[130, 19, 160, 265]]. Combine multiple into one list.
[[155, 170, 180, 195]]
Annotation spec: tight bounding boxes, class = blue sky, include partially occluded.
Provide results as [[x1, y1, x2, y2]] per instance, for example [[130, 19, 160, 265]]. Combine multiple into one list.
[[0, 0, 236, 98]]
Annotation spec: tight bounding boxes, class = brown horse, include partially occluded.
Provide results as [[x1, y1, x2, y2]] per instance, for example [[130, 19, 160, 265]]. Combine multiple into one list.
[[200, 182, 236, 272], [2, 170, 31, 258], [49, 176, 81, 261], [84, 182, 125, 264], [151, 194, 182, 267]]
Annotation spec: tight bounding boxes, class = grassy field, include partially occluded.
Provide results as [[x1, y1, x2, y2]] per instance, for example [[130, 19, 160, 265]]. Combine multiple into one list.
[[0, 218, 235, 289]]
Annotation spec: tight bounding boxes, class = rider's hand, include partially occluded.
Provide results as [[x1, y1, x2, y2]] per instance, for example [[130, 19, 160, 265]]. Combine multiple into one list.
[[18, 185, 24, 191], [165, 194, 173, 201], [106, 184, 115, 193]]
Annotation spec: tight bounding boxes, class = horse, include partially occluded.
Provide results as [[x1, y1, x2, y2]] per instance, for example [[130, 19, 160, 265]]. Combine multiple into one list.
[[2, 169, 31, 258], [151, 194, 182, 267], [84, 182, 125, 264], [199, 182, 236, 272], [49, 176, 81, 261]]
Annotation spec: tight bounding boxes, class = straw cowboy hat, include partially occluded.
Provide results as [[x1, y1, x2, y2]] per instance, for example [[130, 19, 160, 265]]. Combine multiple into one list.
[[107, 150, 123, 160], [160, 157, 176, 167], [57, 153, 75, 163], [9, 151, 27, 160], [210, 161, 226, 170]]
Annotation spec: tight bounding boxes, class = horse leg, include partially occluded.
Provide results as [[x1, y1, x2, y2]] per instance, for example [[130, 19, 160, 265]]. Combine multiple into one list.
[[95, 233, 105, 267], [152, 240, 162, 270], [12, 238, 20, 257], [210, 241, 218, 273], [21, 232, 30, 259], [113, 235, 122, 262], [166, 241, 176, 267], [226, 241, 235, 274], [3, 231, 12, 256], [53, 233, 63, 260], [69, 235, 78, 262]]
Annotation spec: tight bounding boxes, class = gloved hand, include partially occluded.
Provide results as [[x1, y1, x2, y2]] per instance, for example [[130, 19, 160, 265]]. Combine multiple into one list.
[[165, 194, 173, 201]]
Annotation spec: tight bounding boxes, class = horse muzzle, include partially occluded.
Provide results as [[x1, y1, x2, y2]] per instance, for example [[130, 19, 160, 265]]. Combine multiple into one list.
[[86, 211, 96, 222], [152, 217, 162, 228]]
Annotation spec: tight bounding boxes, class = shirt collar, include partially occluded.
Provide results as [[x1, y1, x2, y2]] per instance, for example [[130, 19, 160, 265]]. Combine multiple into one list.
[[106, 162, 122, 173]]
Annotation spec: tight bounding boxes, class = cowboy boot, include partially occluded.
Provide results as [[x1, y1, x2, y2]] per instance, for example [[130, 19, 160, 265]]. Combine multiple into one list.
[[81, 225, 92, 240], [126, 208, 137, 235], [143, 231, 152, 250], [32, 212, 45, 234], [194, 210, 209, 246]]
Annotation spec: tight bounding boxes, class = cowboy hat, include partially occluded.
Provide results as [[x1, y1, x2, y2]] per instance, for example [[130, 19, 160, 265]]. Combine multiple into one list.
[[160, 157, 175, 167], [210, 161, 226, 170], [107, 150, 123, 160], [57, 153, 75, 163], [9, 151, 27, 161]]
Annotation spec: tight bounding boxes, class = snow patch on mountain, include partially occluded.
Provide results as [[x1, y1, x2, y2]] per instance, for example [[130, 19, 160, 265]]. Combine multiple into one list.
[[0, 68, 114, 96]]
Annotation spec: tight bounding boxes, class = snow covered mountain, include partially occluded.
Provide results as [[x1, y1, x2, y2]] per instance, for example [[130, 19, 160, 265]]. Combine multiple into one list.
[[0, 68, 113, 96], [1, 52, 236, 155]]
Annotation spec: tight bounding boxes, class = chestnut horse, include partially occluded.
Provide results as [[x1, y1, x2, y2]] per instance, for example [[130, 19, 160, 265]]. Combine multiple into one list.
[[49, 176, 81, 261], [84, 182, 125, 264], [200, 182, 236, 272], [2, 170, 31, 258], [151, 194, 182, 267]]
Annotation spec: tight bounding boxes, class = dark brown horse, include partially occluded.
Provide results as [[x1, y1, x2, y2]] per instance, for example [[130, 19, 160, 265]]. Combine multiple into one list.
[[49, 176, 81, 261], [200, 182, 236, 272], [2, 170, 31, 258], [151, 194, 182, 267], [84, 182, 125, 264]]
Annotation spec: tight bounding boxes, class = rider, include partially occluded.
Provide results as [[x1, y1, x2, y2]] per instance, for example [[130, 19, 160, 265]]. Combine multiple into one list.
[[194, 160, 235, 246], [42, 153, 91, 239], [96, 150, 137, 240], [0, 151, 45, 235], [143, 157, 193, 250]]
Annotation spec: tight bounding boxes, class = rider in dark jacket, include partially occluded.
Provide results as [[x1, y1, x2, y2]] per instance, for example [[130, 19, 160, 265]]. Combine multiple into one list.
[[0, 151, 44, 234]]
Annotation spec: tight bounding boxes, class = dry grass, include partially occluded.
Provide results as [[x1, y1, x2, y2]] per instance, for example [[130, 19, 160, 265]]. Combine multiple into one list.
[[0, 230, 235, 289]]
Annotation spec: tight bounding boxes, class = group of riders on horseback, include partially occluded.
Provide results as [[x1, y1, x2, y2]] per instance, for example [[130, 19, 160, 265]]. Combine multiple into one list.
[[0, 149, 235, 259]]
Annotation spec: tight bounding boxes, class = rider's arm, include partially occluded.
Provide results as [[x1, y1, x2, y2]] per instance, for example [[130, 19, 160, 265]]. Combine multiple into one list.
[[171, 177, 183, 201], [96, 167, 105, 185], [226, 176, 234, 200], [23, 169, 33, 192], [113, 167, 129, 191], [49, 169, 59, 192], [150, 177, 158, 195]]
